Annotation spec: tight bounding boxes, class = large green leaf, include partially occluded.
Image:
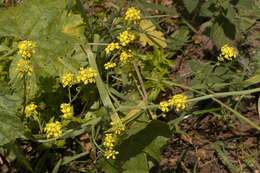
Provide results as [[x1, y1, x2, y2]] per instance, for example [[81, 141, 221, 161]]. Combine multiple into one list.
[[0, 0, 84, 70], [0, 94, 23, 146], [122, 153, 149, 173], [119, 120, 171, 162], [211, 16, 236, 47]]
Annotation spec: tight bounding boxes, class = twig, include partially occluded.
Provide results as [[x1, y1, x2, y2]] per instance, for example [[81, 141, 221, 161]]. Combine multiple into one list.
[[132, 60, 156, 119]]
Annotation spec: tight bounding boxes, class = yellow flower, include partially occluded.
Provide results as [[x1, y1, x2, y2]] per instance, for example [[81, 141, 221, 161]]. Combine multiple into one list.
[[15, 58, 33, 78], [44, 121, 62, 139], [125, 7, 141, 24], [104, 149, 119, 159], [110, 119, 125, 135], [117, 31, 135, 46], [25, 103, 38, 118], [105, 42, 120, 54], [77, 67, 97, 85], [61, 73, 76, 88], [60, 103, 73, 119], [168, 94, 187, 111], [18, 40, 36, 58], [103, 133, 116, 148], [104, 62, 116, 70], [159, 101, 169, 112], [120, 50, 132, 64], [218, 44, 237, 61]]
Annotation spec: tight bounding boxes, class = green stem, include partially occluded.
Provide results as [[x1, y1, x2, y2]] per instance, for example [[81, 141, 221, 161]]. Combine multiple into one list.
[[71, 87, 82, 103], [188, 87, 260, 103], [165, 80, 260, 132], [22, 76, 27, 116], [91, 126, 104, 152], [34, 114, 43, 133], [68, 87, 72, 103]]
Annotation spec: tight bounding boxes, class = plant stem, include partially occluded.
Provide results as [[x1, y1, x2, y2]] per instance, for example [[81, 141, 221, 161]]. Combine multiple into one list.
[[22, 76, 27, 116], [132, 60, 156, 119], [68, 87, 72, 103], [71, 87, 82, 103], [188, 87, 260, 103], [164, 80, 260, 132]]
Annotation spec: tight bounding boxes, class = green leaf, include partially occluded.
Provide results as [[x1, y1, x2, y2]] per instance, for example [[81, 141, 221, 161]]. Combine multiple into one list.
[[183, 0, 199, 13], [122, 153, 149, 173], [167, 26, 189, 52], [51, 159, 62, 173], [83, 47, 119, 121], [136, 0, 178, 16], [0, 94, 23, 146], [211, 16, 236, 48], [214, 141, 237, 173], [138, 20, 167, 48], [143, 136, 168, 162], [200, 1, 216, 17], [0, 0, 84, 79], [119, 120, 171, 162]]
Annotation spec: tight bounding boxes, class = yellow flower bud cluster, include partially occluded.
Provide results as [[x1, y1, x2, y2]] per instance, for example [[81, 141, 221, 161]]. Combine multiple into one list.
[[105, 42, 120, 54], [15, 58, 33, 78], [110, 119, 126, 135], [60, 103, 74, 119], [103, 133, 119, 159], [61, 73, 76, 88], [104, 8, 141, 67], [16, 40, 36, 78], [104, 62, 117, 70], [103, 118, 125, 159], [218, 44, 237, 61], [168, 94, 188, 111], [159, 101, 169, 112], [117, 31, 135, 47], [44, 121, 62, 139], [18, 40, 36, 58], [159, 94, 188, 113], [77, 67, 97, 85], [120, 50, 133, 64], [125, 7, 141, 24], [25, 103, 38, 118]]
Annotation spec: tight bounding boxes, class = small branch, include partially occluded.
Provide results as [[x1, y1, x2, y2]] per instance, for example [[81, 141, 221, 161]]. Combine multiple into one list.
[[132, 60, 156, 119]]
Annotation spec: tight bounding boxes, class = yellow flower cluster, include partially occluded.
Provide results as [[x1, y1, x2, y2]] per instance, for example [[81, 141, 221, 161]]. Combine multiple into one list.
[[125, 7, 141, 24], [105, 42, 120, 54], [159, 94, 188, 113], [103, 118, 125, 159], [104, 62, 116, 70], [25, 103, 38, 118], [110, 119, 126, 135], [61, 73, 76, 88], [169, 94, 188, 111], [159, 101, 169, 112], [120, 50, 132, 64], [60, 103, 74, 119], [104, 149, 119, 160], [77, 67, 97, 85], [218, 44, 237, 61], [44, 121, 62, 139], [103, 133, 119, 159], [117, 31, 135, 46], [15, 58, 33, 78], [18, 40, 36, 58]]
